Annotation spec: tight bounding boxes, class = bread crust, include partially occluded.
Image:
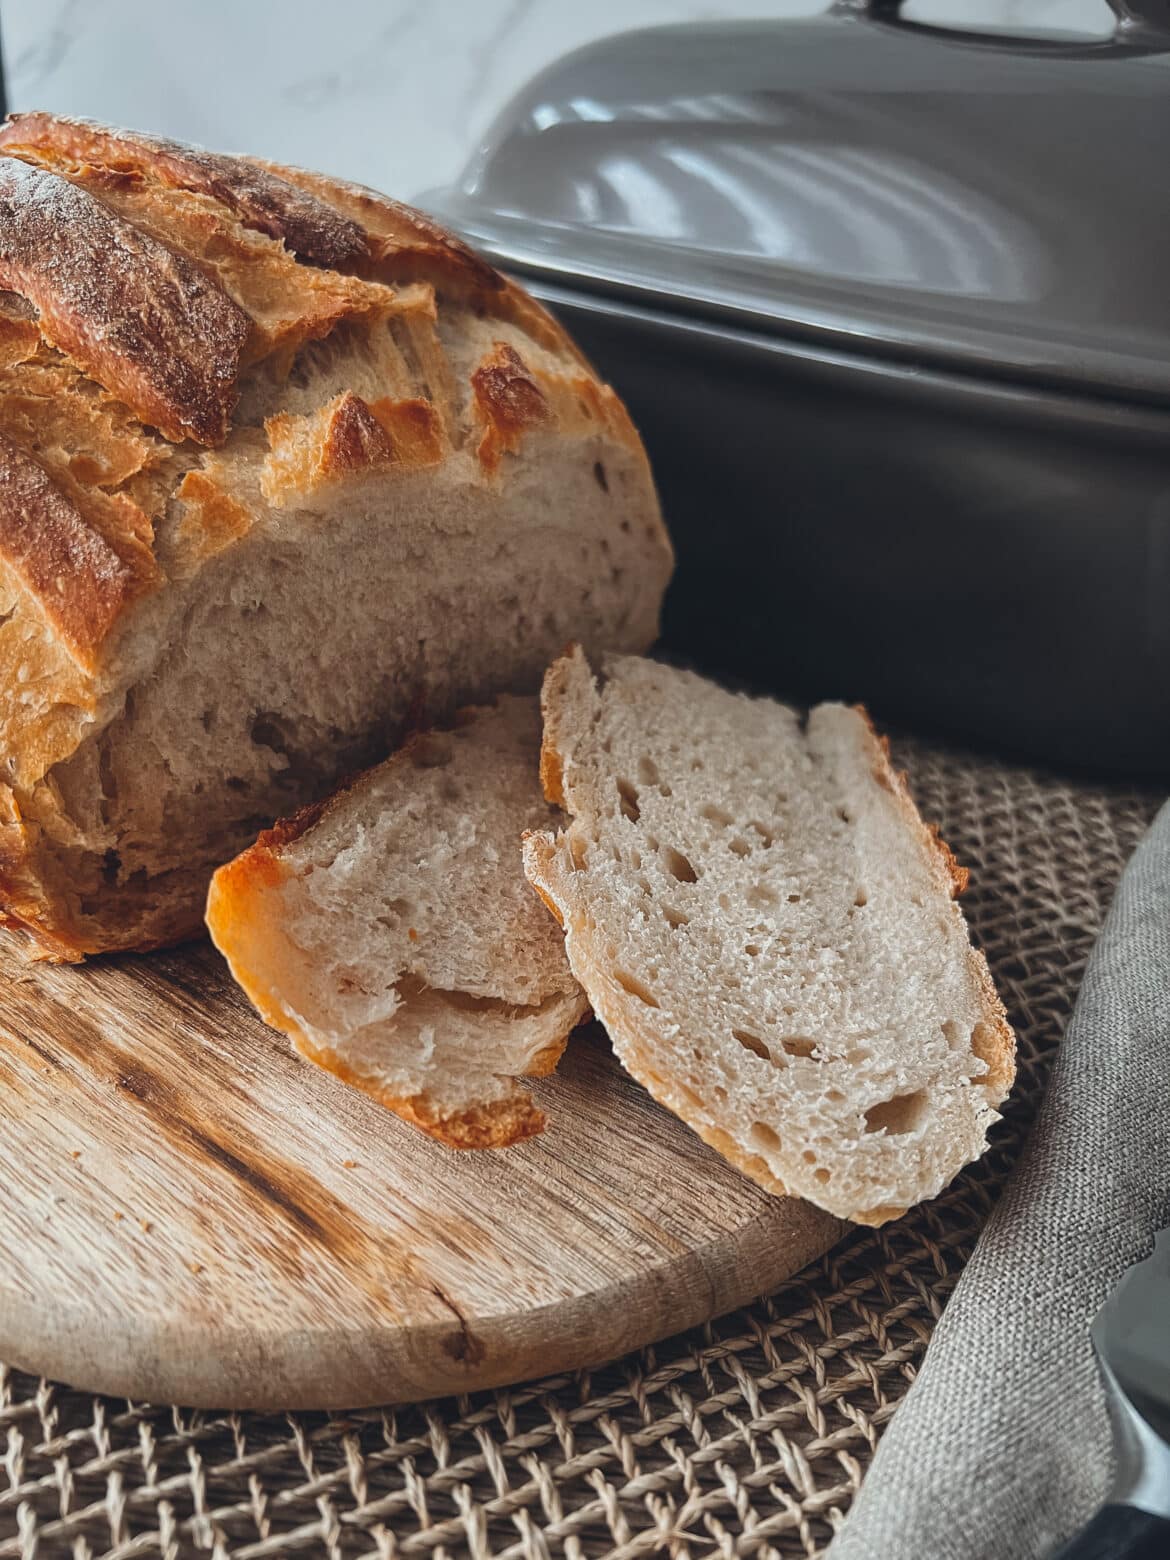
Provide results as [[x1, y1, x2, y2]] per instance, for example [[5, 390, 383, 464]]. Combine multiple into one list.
[[0, 431, 140, 664], [0, 156, 250, 444], [0, 113, 672, 959], [0, 114, 368, 269]]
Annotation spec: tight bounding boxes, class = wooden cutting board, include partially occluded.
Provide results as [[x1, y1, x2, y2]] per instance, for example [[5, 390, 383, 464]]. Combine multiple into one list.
[[0, 938, 843, 1411]]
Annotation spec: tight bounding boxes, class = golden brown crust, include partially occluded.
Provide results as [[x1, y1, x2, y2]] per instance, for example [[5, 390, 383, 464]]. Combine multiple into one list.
[[293, 1030, 549, 1148], [0, 155, 249, 445], [471, 342, 550, 475], [0, 431, 140, 665], [247, 156, 503, 294], [261, 391, 446, 502], [172, 469, 255, 565], [0, 114, 368, 269]]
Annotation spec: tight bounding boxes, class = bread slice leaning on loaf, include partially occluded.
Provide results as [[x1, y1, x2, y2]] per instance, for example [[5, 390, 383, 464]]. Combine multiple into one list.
[[523, 650, 1015, 1224], [0, 112, 671, 960], [207, 696, 589, 1146]]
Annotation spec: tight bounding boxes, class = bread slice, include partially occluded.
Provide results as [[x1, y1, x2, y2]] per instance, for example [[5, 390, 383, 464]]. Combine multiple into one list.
[[207, 696, 588, 1146], [523, 650, 1015, 1223]]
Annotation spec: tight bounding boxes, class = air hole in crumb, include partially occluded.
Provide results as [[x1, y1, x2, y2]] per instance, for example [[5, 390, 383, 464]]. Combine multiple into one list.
[[663, 904, 689, 929], [750, 1121, 782, 1152], [713, 1085, 728, 1104], [702, 804, 733, 827], [814, 1168, 831, 1185], [634, 875, 652, 897], [748, 821, 775, 847], [102, 849, 121, 887], [569, 836, 588, 871], [250, 714, 288, 752], [864, 1089, 929, 1136], [827, 1088, 845, 1103], [616, 778, 640, 822], [732, 1028, 771, 1060], [941, 1019, 961, 1048], [592, 459, 608, 491], [787, 892, 802, 904], [838, 807, 853, 825], [662, 845, 697, 883], [226, 777, 248, 793], [802, 1149, 817, 1164], [729, 836, 751, 858], [411, 735, 452, 769], [717, 892, 731, 911], [854, 887, 869, 907], [200, 709, 213, 733], [614, 969, 659, 1008], [744, 943, 761, 958], [780, 1036, 817, 1059], [747, 885, 778, 909], [637, 755, 659, 786]]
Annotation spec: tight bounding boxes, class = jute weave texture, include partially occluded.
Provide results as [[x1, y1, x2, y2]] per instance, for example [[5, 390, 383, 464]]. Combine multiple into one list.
[[0, 738, 1160, 1560]]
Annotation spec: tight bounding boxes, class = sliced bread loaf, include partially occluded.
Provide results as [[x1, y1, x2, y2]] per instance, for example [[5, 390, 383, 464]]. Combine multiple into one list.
[[207, 696, 588, 1146], [523, 650, 1015, 1222]]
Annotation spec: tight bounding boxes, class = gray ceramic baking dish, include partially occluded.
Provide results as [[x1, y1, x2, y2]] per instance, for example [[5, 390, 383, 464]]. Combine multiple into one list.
[[423, 0, 1170, 778]]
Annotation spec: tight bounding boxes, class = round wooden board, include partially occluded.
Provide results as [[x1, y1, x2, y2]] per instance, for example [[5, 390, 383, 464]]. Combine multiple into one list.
[[0, 939, 843, 1410]]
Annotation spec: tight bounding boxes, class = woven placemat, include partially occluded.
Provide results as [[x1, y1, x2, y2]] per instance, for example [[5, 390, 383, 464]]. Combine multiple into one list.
[[0, 738, 1161, 1560]]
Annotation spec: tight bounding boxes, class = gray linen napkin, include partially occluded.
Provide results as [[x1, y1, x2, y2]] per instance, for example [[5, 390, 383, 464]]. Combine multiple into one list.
[[829, 801, 1170, 1560]]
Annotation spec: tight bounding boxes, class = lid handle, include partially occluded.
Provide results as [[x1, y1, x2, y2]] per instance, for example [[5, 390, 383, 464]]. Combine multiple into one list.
[[839, 0, 1170, 51]]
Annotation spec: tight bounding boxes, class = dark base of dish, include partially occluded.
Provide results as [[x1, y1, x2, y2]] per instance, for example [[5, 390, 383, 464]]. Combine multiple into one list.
[[541, 287, 1170, 782]]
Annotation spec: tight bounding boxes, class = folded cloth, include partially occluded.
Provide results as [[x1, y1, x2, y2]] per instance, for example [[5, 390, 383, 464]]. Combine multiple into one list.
[[829, 801, 1170, 1560]]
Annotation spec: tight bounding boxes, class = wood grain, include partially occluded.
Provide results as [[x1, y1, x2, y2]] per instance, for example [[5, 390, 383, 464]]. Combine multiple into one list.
[[0, 939, 843, 1410]]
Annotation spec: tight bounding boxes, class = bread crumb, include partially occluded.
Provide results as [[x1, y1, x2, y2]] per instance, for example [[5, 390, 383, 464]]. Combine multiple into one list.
[[408, 928, 418, 941], [343, 1158, 357, 1169], [69, 1149, 82, 1159], [113, 1210, 124, 1222], [189, 1261, 204, 1275], [138, 1218, 153, 1233]]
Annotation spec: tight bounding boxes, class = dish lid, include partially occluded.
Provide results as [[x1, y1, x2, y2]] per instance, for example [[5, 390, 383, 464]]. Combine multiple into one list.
[[424, 1, 1170, 404]]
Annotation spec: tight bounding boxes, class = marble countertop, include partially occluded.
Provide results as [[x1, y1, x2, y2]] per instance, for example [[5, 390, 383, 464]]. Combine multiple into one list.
[[2, 0, 1114, 205]]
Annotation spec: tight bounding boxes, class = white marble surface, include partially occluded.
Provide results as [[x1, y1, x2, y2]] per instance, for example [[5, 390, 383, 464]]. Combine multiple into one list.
[[2, 0, 1116, 202]]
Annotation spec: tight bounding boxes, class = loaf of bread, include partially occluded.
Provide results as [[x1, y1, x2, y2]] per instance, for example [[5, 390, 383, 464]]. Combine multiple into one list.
[[523, 650, 1015, 1224], [207, 697, 588, 1146], [0, 114, 672, 960]]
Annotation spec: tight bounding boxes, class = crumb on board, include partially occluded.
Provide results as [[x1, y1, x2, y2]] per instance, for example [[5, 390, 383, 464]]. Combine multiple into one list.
[[113, 1211, 124, 1222], [138, 1218, 153, 1233], [344, 1159, 357, 1169], [189, 1261, 204, 1275], [70, 1150, 81, 1159]]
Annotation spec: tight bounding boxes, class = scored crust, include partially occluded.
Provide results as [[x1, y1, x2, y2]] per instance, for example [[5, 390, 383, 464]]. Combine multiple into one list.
[[0, 112, 672, 960]]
